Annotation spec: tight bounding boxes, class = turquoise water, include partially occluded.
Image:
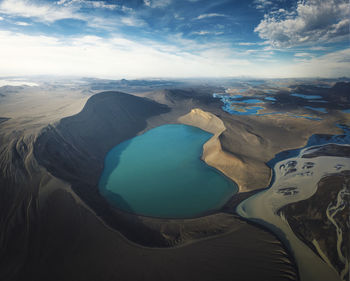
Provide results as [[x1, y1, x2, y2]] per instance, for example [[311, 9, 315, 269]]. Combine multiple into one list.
[[213, 93, 322, 120], [304, 106, 327, 113], [234, 99, 264, 104], [291, 93, 322, 99], [226, 105, 264, 115], [99, 124, 237, 218]]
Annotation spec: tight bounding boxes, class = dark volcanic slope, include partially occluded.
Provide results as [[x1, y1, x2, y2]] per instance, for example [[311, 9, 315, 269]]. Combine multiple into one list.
[[36, 91, 170, 178], [17, 187, 298, 281], [34, 91, 171, 245]]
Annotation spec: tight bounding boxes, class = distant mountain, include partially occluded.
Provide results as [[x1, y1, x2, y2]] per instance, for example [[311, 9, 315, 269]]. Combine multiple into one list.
[[81, 78, 183, 91]]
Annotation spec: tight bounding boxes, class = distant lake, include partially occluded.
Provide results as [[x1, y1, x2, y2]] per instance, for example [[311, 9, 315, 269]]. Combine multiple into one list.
[[99, 124, 237, 218], [304, 106, 327, 113], [291, 93, 322, 99], [213, 93, 322, 120]]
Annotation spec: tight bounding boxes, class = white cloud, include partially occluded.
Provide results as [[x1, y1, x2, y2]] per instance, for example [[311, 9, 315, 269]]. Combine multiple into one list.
[[57, 0, 129, 11], [1, 30, 347, 79], [174, 13, 184, 20], [255, 0, 350, 48], [14, 21, 31, 26], [309, 46, 328, 51], [0, 16, 3, 20], [286, 48, 350, 77], [0, 0, 82, 22], [254, 0, 273, 10], [0, 30, 255, 78], [166, 33, 232, 54], [238, 42, 257, 46], [249, 48, 350, 77], [294, 52, 313, 57], [89, 1, 118, 10], [234, 48, 275, 59], [56, 0, 67, 5], [143, 0, 171, 8], [0, 0, 141, 29], [193, 30, 210, 35], [192, 30, 224, 35], [120, 16, 145, 27], [195, 13, 226, 20]]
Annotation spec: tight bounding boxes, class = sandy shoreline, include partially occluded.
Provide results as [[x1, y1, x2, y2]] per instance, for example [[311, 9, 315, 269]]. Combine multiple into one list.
[[179, 108, 249, 192]]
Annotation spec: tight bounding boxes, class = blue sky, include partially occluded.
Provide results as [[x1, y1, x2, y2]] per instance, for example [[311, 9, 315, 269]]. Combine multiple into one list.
[[0, 0, 349, 78]]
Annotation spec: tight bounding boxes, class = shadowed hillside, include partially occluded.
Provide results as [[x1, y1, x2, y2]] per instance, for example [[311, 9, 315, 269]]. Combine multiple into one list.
[[34, 91, 171, 246]]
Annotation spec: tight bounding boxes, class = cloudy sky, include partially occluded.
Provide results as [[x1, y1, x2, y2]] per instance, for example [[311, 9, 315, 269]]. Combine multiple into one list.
[[0, 0, 349, 78]]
